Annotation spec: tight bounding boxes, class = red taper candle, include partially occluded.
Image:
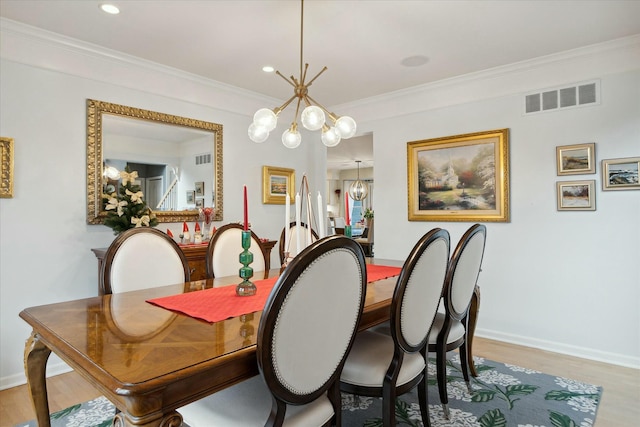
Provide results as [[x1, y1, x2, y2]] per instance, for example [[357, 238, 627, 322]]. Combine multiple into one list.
[[345, 193, 350, 225], [243, 185, 248, 231]]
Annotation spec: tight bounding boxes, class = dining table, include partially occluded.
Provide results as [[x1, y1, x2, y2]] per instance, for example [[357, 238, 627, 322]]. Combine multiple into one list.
[[19, 258, 480, 427]]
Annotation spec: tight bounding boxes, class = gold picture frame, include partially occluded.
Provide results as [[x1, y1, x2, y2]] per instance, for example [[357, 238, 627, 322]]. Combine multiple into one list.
[[601, 157, 639, 191], [556, 180, 596, 211], [262, 166, 295, 204], [556, 143, 596, 175], [1, 137, 14, 198], [407, 129, 510, 222]]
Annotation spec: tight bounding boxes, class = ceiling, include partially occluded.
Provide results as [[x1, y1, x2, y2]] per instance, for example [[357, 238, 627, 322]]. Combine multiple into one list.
[[2, 0, 639, 170]]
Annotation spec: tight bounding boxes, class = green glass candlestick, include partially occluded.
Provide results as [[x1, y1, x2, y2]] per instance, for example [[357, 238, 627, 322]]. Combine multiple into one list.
[[344, 224, 352, 238], [237, 230, 256, 296]]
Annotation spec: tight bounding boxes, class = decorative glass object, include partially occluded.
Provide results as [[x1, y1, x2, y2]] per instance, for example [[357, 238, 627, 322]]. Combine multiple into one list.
[[236, 230, 256, 296], [344, 224, 352, 238]]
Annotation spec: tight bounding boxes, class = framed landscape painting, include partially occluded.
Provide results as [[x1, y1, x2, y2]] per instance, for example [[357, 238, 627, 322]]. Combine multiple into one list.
[[262, 166, 295, 204], [407, 129, 510, 222], [556, 180, 596, 211], [601, 157, 639, 191], [556, 143, 596, 175]]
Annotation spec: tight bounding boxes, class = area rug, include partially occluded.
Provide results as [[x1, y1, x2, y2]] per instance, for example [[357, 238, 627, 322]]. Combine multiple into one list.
[[16, 355, 601, 427]]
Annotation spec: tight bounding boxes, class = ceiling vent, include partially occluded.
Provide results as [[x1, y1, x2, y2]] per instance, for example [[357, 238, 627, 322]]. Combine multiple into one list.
[[195, 153, 212, 165], [524, 80, 599, 115]]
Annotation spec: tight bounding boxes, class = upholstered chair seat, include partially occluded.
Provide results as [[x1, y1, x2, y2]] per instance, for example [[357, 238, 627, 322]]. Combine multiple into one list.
[[340, 331, 426, 388], [180, 375, 334, 427], [278, 221, 319, 264]]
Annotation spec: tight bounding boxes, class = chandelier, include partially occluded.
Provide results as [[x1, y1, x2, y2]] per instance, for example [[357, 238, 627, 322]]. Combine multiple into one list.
[[247, 0, 356, 149], [348, 160, 369, 201]]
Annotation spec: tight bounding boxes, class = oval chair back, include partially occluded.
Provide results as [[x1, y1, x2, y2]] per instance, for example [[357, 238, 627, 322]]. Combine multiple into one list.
[[206, 223, 267, 279], [101, 227, 190, 295]]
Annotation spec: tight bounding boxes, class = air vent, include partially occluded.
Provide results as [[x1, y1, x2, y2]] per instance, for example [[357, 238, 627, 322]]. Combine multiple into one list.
[[524, 80, 599, 115], [195, 153, 212, 165]]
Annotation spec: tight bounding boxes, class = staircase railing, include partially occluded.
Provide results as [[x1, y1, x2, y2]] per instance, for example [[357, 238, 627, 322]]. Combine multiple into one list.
[[156, 176, 178, 211]]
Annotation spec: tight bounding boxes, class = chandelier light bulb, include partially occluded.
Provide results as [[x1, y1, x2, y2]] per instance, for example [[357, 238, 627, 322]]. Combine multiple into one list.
[[301, 105, 325, 131], [248, 123, 269, 143], [321, 126, 341, 147], [282, 128, 302, 149], [335, 116, 357, 139], [253, 108, 278, 132]]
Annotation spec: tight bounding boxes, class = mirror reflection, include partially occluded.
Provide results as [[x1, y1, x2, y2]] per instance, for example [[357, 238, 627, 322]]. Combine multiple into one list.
[[87, 99, 223, 224]]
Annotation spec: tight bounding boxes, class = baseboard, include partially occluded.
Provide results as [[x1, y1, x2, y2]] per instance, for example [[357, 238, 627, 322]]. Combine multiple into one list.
[[476, 328, 640, 369], [0, 360, 72, 391]]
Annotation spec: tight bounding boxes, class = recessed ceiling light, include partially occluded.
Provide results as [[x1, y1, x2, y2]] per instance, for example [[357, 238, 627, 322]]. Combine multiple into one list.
[[262, 66, 275, 73], [100, 4, 120, 15], [401, 55, 429, 67]]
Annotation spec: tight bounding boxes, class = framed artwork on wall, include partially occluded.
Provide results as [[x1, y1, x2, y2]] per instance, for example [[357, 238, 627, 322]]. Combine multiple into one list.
[[262, 166, 295, 204], [601, 157, 639, 191], [556, 180, 596, 211], [0, 137, 14, 198], [195, 198, 204, 208], [186, 190, 195, 204], [556, 143, 596, 175], [195, 181, 204, 197], [407, 128, 510, 222]]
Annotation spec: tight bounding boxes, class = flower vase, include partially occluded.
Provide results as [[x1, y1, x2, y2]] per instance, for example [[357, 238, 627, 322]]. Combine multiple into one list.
[[203, 222, 212, 241], [236, 230, 256, 296]]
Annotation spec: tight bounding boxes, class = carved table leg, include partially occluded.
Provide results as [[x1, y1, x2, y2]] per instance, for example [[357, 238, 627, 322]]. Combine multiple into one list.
[[466, 285, 481, 377], [24, 331, 52, 427], [113, 410, 183, 427]]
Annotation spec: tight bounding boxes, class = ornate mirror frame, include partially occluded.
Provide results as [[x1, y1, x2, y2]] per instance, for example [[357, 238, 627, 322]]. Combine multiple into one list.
[[87, 99, 223, 224]]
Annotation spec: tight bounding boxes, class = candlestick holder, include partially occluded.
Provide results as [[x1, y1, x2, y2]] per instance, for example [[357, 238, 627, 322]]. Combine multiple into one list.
[[237, 230, 256, 296], [344, 224, 352, 238], [280, 251, 291, 274]]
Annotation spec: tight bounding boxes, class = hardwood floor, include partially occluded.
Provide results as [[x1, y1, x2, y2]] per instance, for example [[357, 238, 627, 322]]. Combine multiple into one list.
[[1, 337, 638, 426]]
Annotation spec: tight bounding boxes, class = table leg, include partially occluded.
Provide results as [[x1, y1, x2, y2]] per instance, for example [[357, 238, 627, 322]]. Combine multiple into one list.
[[24, 331, 52, 427], [466, 285, 481, 377], [113, 409, 183, 427]]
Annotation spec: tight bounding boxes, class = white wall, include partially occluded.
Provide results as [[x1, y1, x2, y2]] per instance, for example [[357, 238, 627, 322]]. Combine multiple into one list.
[[340, 38, 640, 368], [0, 21, 326, 388]]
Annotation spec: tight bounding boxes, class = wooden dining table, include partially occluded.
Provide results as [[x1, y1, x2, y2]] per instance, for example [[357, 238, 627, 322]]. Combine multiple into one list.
[[19, 259, 410, 427]]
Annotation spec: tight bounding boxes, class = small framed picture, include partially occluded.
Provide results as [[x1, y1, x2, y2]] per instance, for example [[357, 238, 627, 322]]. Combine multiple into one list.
[[186, 190, 195, 204], [556, 143, 596, 175], [195, 198, 204, 208], [601, 157, 639, 191], [556, 180, 596, 211], [195, 181, 204, 197], [262, 166, 295, 204]]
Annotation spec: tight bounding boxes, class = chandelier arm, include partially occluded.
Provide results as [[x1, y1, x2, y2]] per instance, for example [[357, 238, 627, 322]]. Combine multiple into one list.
[[305, 66, 328, 88], [275, 71, 297, 88], [305, 94, 339, 122], [300, 63, 309, 88], [275, 94, 300, 115]]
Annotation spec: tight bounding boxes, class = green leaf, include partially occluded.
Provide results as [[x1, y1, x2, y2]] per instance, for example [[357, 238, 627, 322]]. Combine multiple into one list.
[[549, 410, 579, 427], [478, 408, 507, 427], [546, 390, 582, 401], [505, 384, 538, 396], [51, 403, 81, 420], [471, 389, 497, 402]]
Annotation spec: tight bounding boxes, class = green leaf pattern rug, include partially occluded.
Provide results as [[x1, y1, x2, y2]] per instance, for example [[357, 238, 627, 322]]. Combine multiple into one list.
[[341, 354, 601, 427]]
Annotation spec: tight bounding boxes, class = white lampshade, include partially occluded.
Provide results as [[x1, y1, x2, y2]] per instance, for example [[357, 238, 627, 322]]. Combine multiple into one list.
[[335, 116, 357, 139], [321, 126, 341, 147], [253, 108, 278, 132], [282, 128, 302, 149], [248, 123, 269, 143], [301, 105, 325, 131]]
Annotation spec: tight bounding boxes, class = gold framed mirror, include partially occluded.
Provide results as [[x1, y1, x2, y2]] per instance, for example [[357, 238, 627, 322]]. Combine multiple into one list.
[[87, 99, 223, 224]]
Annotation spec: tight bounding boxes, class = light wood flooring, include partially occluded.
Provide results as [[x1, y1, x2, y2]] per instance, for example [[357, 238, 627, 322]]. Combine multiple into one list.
[[1, 337, 638, 426]]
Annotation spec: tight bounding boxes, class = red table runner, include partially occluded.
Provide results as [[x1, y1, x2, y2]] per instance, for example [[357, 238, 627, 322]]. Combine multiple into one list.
[[147, 264, 401, 323]]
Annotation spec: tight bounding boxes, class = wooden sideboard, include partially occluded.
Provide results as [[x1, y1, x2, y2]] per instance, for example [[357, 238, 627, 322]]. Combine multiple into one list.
[[92, 239, 277, 286]]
